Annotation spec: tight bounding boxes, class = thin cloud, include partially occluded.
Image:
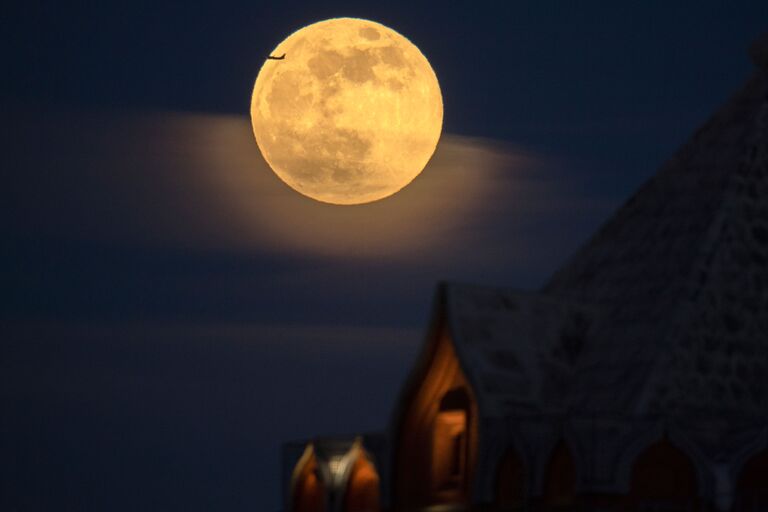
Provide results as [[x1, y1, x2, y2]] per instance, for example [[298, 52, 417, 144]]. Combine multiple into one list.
[[4, 110, 566, 260], [3, 108, 620, 326]]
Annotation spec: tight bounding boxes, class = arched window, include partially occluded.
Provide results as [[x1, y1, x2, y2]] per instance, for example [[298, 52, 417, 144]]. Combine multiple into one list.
[[734, 448, 768, 512], [629, 439, 698, 511], [495, 446, 526, 509], [542, 440, 576, 509], [431, 387, 472, 495], [292, 448, 326, 512], [344, 450, 380, 512]]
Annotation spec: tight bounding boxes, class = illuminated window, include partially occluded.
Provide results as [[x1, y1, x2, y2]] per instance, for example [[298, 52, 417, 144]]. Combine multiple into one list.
[[432, 410, 467, 490], [431, 387, 471, 493], [451, 431, 465, 477]]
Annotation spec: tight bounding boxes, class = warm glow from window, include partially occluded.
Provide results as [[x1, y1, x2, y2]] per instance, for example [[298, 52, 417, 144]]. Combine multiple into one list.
[[431, 410, 467, 491]]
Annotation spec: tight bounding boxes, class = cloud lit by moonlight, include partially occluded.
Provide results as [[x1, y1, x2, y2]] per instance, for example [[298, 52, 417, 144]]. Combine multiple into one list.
[[250, 18, 443, 205], [6, 110, 553, 260]]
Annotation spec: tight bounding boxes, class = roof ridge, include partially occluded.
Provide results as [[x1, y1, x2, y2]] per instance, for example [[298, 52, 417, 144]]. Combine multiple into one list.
[[544, 70, 760, 296], [541, 59, 767, 415], [631, 150, 747, 415], [636, 83, 768, 416]]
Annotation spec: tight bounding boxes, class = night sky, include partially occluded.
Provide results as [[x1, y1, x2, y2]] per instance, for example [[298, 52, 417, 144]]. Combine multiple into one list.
[[2, 1, 767, 511]]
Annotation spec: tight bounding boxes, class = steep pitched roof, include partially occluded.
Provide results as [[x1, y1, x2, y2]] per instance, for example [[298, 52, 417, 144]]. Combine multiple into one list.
[[544, 35, 768, 418], [442, 283, 599, 417]]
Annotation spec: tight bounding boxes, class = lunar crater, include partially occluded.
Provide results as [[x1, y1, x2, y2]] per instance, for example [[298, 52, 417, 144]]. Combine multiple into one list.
[[341, 48, 378, 83], [359, 27, 380, 40]]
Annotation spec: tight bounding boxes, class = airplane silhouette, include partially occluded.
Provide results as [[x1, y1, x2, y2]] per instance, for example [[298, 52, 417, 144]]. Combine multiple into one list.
[[267, 53, 286, 60]]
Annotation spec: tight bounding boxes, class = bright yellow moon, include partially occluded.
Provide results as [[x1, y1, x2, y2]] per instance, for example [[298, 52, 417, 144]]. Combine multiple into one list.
[[250, 18, 443, 205]]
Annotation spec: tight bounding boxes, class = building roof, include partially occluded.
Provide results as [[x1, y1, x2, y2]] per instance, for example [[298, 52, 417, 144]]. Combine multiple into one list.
[[442, 283, 600, 418], [442, 34, 768, 421], [544, 34, 768, 418]]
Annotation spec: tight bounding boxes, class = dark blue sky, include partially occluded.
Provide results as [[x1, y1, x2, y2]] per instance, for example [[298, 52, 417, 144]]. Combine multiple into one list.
[[5, 2, 765, 138], [2, 1, 767, 511]]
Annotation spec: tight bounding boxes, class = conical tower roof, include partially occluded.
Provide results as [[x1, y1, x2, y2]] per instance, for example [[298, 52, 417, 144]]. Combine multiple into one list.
[[544, 34, 768, 419]]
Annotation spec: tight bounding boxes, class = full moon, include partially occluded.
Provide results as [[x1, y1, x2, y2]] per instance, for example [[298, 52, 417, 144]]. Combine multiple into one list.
[[250, 18, 443, 205]]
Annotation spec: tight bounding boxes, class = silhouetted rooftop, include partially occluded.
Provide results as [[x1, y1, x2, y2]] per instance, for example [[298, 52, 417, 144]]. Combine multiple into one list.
[[445, 36, 768, 422]]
